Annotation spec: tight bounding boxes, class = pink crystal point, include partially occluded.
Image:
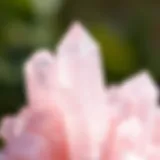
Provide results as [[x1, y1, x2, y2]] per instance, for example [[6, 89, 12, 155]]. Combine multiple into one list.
[[56, 22, 102, 89], [56, 21, 108, 159], [24, 49, 56, 107], [57, 22, 99, 53], [101, 71, 159, 160], [23, 51, 70, 160], [121, 71, 158, 102]]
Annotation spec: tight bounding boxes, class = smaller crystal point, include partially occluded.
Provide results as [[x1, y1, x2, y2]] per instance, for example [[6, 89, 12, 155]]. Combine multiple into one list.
[[24, 50, 53, 81], [24, 49, 55, 106], [57, 21, 99, 53], [24, 49, 54, 71], [24, 49, 54, 88], [122, 71, 158, 101]]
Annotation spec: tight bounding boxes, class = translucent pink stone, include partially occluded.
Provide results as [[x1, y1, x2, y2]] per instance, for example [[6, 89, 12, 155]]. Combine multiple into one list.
[[101, 72, 159, 160], [0, 22, 159, 160], [24, 50, 56, 107]]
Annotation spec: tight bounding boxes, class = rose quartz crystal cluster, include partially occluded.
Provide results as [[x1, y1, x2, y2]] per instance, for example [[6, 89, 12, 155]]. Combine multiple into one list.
[[0, 22, 160, 160]]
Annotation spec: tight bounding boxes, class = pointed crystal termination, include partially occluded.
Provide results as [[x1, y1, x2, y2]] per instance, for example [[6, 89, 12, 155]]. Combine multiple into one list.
[[56, 21, 104, 89], [121, 71, 159, 102], [56, 21, 104, 90], [56, 21, 107, 159], [24, 49, 55, 107], [119, 71, 158, 136], [57, 21, 100, 53], [56, 21, 106, 108]]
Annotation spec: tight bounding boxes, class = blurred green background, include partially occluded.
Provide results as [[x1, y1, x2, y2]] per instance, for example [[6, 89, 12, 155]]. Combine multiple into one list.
[[0, 0, 160, 118]]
